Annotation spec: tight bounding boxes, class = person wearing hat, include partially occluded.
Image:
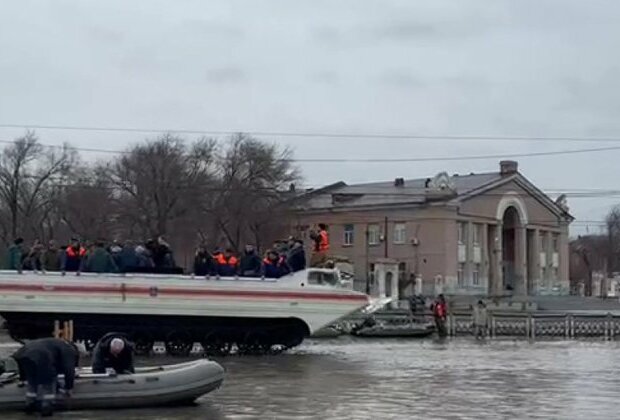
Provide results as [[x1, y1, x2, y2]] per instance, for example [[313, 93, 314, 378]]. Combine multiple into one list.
[[91, 333, 135, 375], [11, 337, 80, 416]]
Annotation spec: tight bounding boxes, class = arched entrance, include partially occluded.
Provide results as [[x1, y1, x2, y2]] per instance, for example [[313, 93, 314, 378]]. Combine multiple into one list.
[[502, 206, 519, 292]]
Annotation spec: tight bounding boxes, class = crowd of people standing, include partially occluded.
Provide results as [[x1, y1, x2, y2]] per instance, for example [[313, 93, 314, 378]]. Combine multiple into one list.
[[5, 236, 180, 275], [4, 232, 318, 279]]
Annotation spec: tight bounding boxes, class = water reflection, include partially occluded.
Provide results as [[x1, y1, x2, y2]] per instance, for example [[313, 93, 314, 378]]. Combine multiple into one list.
[[3, 337, 620, 419]]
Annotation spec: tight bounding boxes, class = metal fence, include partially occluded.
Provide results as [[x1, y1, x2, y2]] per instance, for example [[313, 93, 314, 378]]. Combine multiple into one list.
[[447, 312, 620, 339]]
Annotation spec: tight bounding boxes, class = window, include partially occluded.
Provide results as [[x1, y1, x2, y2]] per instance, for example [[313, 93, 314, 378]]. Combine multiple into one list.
[[473, 264, 480, 285], [457, 263, 465, 287], [368, 224, 380, 245], [393, 223, 406, 244], [307, 270, 338, 286], [552, 234, 559, 252], [343, 224, 354, 246], [368, 263, 376, 287], [473, 224, 481, 246], [398, 262, 407, 282], [457, 222, 466, 244]]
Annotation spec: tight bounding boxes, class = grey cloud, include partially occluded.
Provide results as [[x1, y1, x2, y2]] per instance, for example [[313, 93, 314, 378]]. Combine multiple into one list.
[[310, 71, 340, 85], [205, 67, 246, 83], [374, 21, 439, 40], [378, 70, 422, 87], [180, 19, 245, 40]]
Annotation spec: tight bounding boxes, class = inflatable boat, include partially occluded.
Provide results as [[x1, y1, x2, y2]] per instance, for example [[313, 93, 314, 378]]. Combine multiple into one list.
[[0, 359, 224, 411], [352, 322, 435, 338]]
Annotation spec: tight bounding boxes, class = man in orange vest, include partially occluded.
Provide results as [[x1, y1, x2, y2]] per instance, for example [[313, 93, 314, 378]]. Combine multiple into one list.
[[310, 224, 330, 267], [215, 248, 239, 277]]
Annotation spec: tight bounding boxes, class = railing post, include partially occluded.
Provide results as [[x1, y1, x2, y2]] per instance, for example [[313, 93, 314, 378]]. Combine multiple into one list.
[[525, 314, 530, 339], [491, 314, 496, 338], [606, 313, 612, 340], [569, 315, 574, 338], [530, 315, 536, 340]]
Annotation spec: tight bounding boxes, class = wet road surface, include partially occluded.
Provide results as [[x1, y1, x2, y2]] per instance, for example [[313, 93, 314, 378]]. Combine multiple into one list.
[[2, 336, 620, 419]]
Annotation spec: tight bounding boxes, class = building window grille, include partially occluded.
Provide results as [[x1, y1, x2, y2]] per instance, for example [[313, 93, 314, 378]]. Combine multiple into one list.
[[393, 223, 406, 244], [343, 224, 354, 246]]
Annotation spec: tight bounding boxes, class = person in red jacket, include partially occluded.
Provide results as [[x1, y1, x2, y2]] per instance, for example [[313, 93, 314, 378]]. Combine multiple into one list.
[[310, 223, 330, 267], [431, 294, 448, 337]]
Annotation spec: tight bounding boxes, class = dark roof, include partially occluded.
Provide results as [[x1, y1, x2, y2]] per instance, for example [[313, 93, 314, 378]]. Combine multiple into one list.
[[298, 172, 503, 210]]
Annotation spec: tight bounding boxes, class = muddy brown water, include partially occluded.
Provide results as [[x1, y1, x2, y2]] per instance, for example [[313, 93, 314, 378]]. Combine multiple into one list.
[[2, 336, 620, 419]]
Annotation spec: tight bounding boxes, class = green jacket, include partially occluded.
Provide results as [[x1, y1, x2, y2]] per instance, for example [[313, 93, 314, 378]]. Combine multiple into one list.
[[6, 244, 22, 270], [84, 248, 118, 273]]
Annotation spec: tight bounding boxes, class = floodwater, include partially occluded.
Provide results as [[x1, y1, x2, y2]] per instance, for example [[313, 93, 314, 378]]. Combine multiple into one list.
[[3, 336, 620, 419]]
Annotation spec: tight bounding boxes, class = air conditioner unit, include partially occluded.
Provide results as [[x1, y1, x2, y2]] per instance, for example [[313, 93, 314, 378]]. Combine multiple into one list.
[[410, 238, 420, 246]]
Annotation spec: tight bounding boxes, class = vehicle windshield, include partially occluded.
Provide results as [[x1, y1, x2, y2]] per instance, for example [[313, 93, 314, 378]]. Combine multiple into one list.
[[307, 270, 339, 287]]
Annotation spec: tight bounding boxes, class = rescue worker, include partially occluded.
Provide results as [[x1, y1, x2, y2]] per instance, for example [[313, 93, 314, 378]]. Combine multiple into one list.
[[92, 333, 135, 374], [262, 250, 285, 279], [431, 294, 448, 338], [215, 248, 239, 277], [61, 238, 86, 274], [12, 337, 79, 416], [239, 244, 261, 277], [310, 224, 330, 267]]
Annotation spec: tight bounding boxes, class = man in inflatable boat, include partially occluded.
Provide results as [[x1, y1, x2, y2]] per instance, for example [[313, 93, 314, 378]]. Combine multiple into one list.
[[92, 333, 135, 374], [11, 337, 81, 417]]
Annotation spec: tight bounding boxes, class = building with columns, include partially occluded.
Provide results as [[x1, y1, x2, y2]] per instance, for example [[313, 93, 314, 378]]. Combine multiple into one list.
[[293, 161, 573, 298]]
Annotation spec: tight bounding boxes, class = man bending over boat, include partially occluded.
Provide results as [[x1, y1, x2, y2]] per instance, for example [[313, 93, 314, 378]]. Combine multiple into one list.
[[11, 337, 79, 417], [92, 333, 135, 374]]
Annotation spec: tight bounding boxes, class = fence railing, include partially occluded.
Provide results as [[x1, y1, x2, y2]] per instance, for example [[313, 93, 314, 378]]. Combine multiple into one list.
[[338, 311, 620, 339], [449, 312, 620, 339]]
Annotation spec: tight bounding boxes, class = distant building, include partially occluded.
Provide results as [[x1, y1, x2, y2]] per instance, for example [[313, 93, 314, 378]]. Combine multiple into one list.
[[293, 161, 573, 298]]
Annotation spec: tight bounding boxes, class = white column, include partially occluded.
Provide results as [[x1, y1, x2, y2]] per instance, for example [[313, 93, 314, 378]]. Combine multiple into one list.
[[482, 223, 489, 295], [545, 231, 553, 291], [466, 221, 474, 291], [515, 226, 528, 295], [530, 228, 540, 295]]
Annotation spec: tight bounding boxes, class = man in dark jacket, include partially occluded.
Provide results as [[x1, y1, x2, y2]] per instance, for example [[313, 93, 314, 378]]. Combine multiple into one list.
[[287, 240, 306, 272], [41, 240, 62, 271], [12, 338, 79, 416], [194, 244, 215, 276], [83, 241, 118, 273], [239, 244, 261, 277], [6, 237, 24, 271], [92, 333, 135, 374]]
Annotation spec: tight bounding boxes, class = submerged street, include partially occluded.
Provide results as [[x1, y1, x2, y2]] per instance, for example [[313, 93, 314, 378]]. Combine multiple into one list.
[[2, 336, 620, 419]]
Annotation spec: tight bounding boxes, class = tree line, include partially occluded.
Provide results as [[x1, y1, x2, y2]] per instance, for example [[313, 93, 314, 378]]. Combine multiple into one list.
[[0, 132, 300, 263], [571, 205, 620, 296]]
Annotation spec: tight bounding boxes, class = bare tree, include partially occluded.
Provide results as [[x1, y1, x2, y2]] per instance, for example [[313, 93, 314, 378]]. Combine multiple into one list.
[[102, 134, 217, 238], [205, 133, 300, 251], [571, 235, 607, 296], [0, 133, 76, 243]]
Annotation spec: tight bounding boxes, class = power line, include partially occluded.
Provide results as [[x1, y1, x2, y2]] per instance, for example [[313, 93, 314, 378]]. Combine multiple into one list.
[[1, 138, 620, 163], [3, 123, 620, 143]]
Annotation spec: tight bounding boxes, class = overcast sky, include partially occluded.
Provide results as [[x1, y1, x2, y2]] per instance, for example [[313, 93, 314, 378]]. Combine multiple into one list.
[[1, 0, 620, 235]]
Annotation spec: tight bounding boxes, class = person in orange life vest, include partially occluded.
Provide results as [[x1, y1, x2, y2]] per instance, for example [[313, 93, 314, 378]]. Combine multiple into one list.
[[61, 238, 86, 274], [317, 223, 330, 253], [262, 250, 283, 279], [215, 248, 239, 276], [431, 294, 448, 337]]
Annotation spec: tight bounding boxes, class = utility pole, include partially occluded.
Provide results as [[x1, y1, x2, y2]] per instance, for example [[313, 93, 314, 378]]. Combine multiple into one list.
[[365, 226, 370, 295]]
